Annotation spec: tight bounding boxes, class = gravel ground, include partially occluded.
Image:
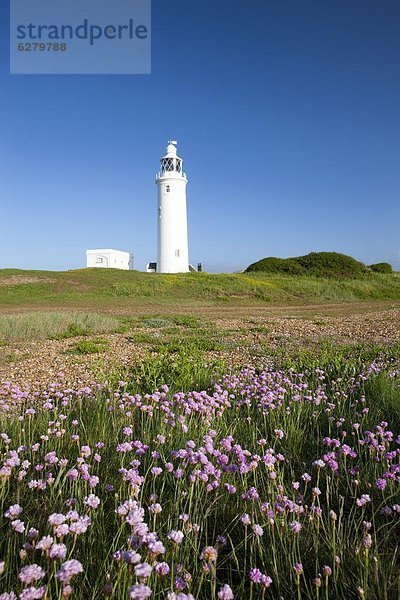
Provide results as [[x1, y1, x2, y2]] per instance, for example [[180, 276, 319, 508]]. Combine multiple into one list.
[[1, 305, 399, 389], [0, 335, 147, 390]]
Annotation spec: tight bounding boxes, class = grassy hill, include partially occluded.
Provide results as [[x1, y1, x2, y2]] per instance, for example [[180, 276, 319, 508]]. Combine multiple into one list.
[[1, 267, 400, 311]]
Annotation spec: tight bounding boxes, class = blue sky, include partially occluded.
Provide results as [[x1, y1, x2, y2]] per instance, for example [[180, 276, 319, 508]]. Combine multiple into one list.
[[1, 0, 399, 272]]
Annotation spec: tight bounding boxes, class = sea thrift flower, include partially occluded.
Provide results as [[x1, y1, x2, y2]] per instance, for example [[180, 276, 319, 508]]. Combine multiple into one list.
[[253, 524, 263, 537], [130, 584, 152, 599], [154, 562, 170, 576], [356, 495, 371, 507], [84, 494, 100, 509], [4, 504, 22, 519], [260, 575, 272, 588], [293, 563, 303, 575], [200, 546, 218, 562], [55, 524, 69, 538], [363, 534, 373, 549], [50, 544, 67, 560], [69, 516, 91, 535], [241, 513, 251, 526], [135, 563, 153, 579], [167, 530, 184, 544], [218, 584, 234, 599], [290, 521, 302, 534], [224, 484, 236, 494], [56, 559, 83, 584], [18, 564, 45, 585], [121, 551, 141, 564], [249, 568, 262, 583], [174, 576, 187, 592], [148, 540, 165, 555], [36, 536, 53, 551], [19, 587, 46, 599], [28, 528, 39, 540], [48, 514, 66, 527], [216, 535, 227, 547], [11, 520, 25, 533]]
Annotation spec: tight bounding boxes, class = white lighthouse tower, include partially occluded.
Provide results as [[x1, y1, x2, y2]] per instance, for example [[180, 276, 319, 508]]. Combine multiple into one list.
[[155, 140, 189, 273]]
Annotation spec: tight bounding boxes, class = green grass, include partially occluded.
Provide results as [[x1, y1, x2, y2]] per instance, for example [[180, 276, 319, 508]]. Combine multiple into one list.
[[1, 268, 400, 311], [130, 341, 225, 394], [0, 312, 120, 342], [276, 340, 400, 378]]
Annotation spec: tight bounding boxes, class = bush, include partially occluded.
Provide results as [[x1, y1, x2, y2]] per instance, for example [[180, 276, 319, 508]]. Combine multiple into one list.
[[246, 252, 369, 278], [246, 257, 305, 275], [369, 262, 393, 274]]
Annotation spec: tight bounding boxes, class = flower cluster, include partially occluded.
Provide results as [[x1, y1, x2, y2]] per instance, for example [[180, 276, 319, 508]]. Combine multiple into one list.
[[0, 359, 399, 598]]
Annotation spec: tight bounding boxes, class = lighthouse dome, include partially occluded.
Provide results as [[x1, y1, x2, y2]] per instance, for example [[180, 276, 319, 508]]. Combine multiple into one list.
[[165, 141, 178, 157]]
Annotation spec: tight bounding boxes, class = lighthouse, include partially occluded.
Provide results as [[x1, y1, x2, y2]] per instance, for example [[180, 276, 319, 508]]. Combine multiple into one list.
[[155, 140, 189, 273]]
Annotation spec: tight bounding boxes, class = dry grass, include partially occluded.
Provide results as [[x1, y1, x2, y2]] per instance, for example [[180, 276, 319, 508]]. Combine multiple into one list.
[[0, 312, 120, 342]]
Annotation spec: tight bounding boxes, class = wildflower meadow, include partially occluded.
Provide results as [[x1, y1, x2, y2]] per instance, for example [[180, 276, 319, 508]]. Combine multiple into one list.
[[0, 350, 399, 599]]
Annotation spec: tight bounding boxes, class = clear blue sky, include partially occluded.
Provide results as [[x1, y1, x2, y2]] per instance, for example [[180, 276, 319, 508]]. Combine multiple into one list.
[[1, 0, 399, 272]]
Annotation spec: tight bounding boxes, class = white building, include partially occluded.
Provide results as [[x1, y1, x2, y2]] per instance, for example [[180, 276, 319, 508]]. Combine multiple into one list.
[[86, 249, 133, 270], [155, 140, 189, 273]]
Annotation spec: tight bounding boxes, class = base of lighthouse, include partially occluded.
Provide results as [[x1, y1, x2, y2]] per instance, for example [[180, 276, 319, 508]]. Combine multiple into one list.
[[155, 141, 190, 274]]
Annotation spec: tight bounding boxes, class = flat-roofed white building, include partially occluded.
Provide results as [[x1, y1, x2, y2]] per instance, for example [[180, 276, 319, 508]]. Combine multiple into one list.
[[86, 249, 133, 270]]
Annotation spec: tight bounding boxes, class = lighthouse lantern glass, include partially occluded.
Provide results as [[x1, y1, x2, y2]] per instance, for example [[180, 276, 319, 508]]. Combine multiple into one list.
[[161, 157, 183, 174]]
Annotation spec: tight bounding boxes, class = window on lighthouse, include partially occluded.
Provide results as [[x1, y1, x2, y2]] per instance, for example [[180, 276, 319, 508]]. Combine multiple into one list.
[[175, 250, 180, 257], [166, 185, 170, 193], [162, 158, 175, 172]]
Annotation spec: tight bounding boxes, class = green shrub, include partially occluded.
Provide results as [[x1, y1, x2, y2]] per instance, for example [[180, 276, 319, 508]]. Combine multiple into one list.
[[246, 252, 369, 278], [246, 257, 305, 275], [369, 262, 393, 273], [53, 323, 90, 339]]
